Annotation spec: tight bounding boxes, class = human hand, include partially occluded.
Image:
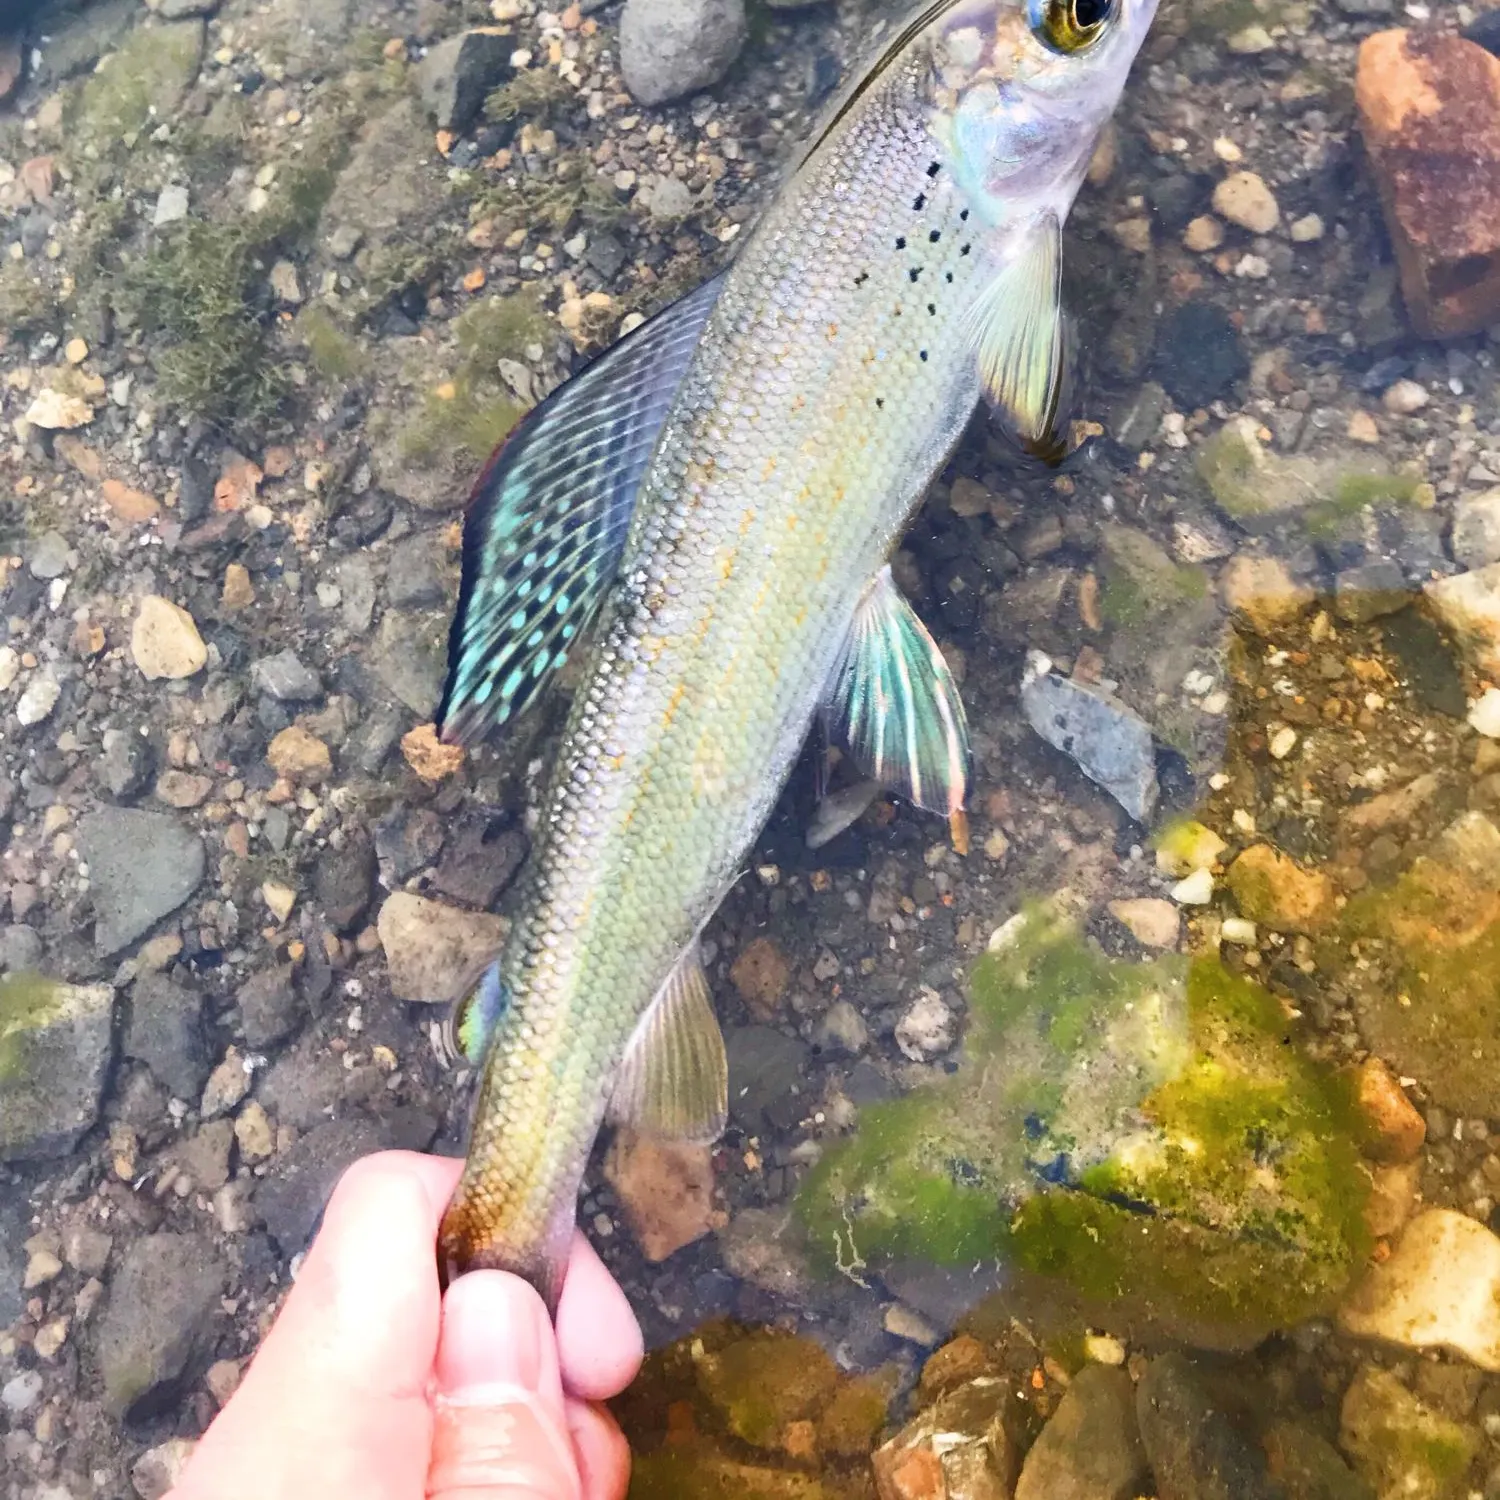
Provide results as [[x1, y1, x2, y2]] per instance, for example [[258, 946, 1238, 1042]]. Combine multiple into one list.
[[169, 1151, 643, 1500]]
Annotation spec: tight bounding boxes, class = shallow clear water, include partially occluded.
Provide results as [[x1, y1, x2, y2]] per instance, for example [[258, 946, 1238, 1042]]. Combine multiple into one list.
[[3, 0, 1500, 1496]]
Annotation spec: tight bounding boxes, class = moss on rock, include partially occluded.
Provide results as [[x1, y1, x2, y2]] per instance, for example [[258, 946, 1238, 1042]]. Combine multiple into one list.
[[795, 907, 1367, 1342]]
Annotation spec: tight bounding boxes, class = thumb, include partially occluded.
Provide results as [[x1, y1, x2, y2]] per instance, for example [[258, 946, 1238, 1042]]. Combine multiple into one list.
[[429, 1271, 582, 1500]]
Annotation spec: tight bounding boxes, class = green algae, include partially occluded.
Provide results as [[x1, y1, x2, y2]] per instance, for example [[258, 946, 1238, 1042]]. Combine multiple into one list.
[[484, 68, 575, 124], [795, 908, 1368, 1339], [67, 21, 205, 152], [0, 971, 65, 1085]]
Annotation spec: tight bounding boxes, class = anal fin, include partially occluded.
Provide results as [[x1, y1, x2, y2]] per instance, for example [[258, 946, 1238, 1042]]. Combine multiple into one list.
[[607, 944, 727, 1144]]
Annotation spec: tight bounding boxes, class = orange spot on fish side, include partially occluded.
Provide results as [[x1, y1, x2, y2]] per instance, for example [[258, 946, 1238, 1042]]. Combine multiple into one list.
[[826, 322, 839, 339], [738, 508, 756, 537], [760, 456, 778, 481]]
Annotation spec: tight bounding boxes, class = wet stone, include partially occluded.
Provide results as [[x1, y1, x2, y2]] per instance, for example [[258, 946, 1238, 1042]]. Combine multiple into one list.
[[603, 1129, 722, 1262], [0, 923, 43, 973], [251, 649, 322, 703], [429, 820, 527, 910], [94, 1231, 227, 1421], [255, 1111, 437, 1252], [98, 730, 156, 801], [1340, 1367, 1478, 1500], [1014, 1364, 1148, 1500], [237, 964, 303, 1050], [415, 28, 513, 132], [1021, 660, 1159, 823], [1, 974, 115, 1163], [1137, 1353, 1283, 1500], [313, 836, 376, 934], [620, 0, 747, 107], [375, 806, 446, 882], [1152, 301, 1248, 406], [385, 530, 455, 609], [377, 893, 508, 1004], [173, 1118, 234, 1193], [724, 1025, 812, 1132], [125, 972, 209, 1101], [78, 807, 205, 956]]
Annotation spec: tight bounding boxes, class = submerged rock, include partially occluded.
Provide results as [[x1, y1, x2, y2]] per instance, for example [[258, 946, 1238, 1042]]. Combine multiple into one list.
[[1341, 826, 1500, 1116], [77, 807, 205, 955], [1021, 655, 1159, 822], [1339, 1209, 1500, 1371], [619, 0, 748, 108], [0, 972, 115, 1162], [94, 1232, 227, 1421], [603, 1130, 724, 1262], [1340, 1367, 1478, 1500], [1014, 1364, 1147, 1500], [871, 1377, 1019, 1500], [1137, 1354, 1283, 1500], [695, 1328, 843, 1452], [796, 904, 1368, 1345], [416, 28, 512, 132], [1356, 29, 1500, 337], [376, 892, 508, 1003]]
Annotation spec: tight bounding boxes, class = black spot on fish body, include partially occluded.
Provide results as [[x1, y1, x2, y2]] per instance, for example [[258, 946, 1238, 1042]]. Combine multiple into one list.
[[960, 208, 970, 222], [854, 271, 869, 286], [909, 267, 921, 282], [913, 192, 927, 211], [927, 161, 941, 178], [945, 271, 954, 283], [960, 244, 972, 256], [876, 397, 885, 409], [927, 303, 936, 315], [920, 350, 929, 362], [929, 229, 941, 242], [895, 236, 907, 249]]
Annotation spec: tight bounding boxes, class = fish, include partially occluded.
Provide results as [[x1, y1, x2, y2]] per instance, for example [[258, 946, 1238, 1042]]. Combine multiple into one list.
[[434, 0, 1158, 1307]]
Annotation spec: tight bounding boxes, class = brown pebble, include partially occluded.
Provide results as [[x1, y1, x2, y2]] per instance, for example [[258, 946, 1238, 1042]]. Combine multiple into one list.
[[1353, 1057, 1427, 1164]]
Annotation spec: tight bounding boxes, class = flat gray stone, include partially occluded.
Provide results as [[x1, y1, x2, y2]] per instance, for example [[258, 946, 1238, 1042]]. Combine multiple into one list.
[[1016, 1364, 1148, 1500], [0, 974, 115, 1163], [78, 807, 205, 956], [93, 1233, 227, 1421], [620, 0, 747, 107]]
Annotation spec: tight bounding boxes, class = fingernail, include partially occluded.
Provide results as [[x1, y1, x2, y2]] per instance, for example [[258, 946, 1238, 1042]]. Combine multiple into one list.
[[437, 1271, 548, 1396]]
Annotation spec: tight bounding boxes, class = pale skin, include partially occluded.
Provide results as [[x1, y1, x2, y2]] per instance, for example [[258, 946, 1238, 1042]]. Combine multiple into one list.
[[168, 1152, 643, 1500]]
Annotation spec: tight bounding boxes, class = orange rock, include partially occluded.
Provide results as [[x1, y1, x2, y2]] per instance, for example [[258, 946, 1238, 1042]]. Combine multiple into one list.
[[101, 478, 160, 523], [266, 726, 332, 785], [1356, 30, 1500, 336], [729, 936, 791, 1020], [602, 1130, 724, 1262], [262, 445, 295, 479], [213, 454, 264, 512], [1352, 1057, 1427, 1164], [400, 723, 465, 783], [918, 1335, 996, 1403]]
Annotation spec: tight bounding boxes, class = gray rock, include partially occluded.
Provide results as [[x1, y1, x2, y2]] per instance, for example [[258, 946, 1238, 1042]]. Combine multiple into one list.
[[99, 730, 156, 800], [78, 808, 205, 955], [126, 972, 209, 1101], [152, 186, 190, 229], [156, 0, 220, 15], [0, 974, 115, 1163], [172, 1119, 234, 1192], [94, 1232, 227, 1421], [811, 999, 868, 1057], [314, 835, 376, 934], [1110, 382, 1169, 451], [724, 1025, 811, 1132], [429, 819, 526, 909], [0, 924, 43, 973], [386, 530, 456, 609], [1015, 1365, 1148, 1500], [416, 28, 512, 131], [1452, 489, 1500, 570], [372, 610, 448, 719], [1021, 658, 1159, 823], [257, 1034, 351, 1129], [28, 530, 71, 580], [1, 1369, 43, 1417], [255, 1111, 438, 1252], [619, 0, 748, 107], [323, 98, 445, 252], [31, 0, 137, 84], [337, 555, 378, 634], [1334, 561, 1408, 625], [0, 1200, 26, 1328], [251, 649, 323, 702], [237, 964, 303, 1050], [1136, 1354, 1282, 1500]]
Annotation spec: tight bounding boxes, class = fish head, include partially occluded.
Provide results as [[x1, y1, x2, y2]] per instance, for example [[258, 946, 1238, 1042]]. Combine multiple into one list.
[[927, 0, 1159, 225]]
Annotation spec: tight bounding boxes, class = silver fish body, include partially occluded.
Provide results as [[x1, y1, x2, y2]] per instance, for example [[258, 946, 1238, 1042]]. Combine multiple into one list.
[[436, 0, 1157, 1303]]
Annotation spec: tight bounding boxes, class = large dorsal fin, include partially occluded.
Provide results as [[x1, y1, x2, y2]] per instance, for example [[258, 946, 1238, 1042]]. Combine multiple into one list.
[[607, 944, 728, 1144], [438, 273, 725, 745]]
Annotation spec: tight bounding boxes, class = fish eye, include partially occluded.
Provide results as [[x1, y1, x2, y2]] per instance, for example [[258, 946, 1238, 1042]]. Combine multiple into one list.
[[1029, 0, 1116, 54]]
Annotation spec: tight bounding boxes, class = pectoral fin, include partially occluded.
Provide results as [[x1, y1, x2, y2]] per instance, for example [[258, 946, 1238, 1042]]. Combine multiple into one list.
[[825, 567, 971, 817], [438, 963, 509, 1067], [971, 213, 1066, 463], [439, 274, 724, 744], [607, 944, 728, 1144]]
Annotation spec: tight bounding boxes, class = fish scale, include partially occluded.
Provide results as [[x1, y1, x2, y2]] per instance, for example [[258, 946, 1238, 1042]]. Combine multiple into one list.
[[438, 0, 1158, 1302]]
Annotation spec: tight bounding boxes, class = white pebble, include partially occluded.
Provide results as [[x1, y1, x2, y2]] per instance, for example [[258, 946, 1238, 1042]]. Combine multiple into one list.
[[1268, 725, 1298, 760], [1221, 917, 1258, 946], [1469, 688, 1500, 739], [1382, 379, 1429, 415], [1171, 868, 1215, 905], [1290, 213, 1325, 243]]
